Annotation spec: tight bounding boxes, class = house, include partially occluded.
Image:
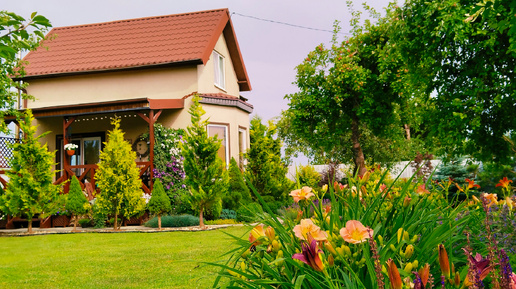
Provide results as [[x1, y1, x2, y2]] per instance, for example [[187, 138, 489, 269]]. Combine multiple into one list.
[[8, 8, 253, 196]]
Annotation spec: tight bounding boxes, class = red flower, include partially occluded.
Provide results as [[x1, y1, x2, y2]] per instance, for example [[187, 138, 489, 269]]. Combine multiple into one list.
[[496, 177, 513, 189], [465, 178, 480, 189], [292, 237, 325, 272]]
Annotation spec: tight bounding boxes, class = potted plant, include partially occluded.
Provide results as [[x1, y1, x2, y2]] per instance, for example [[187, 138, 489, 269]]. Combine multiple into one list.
[[64, 143, 78, 156]]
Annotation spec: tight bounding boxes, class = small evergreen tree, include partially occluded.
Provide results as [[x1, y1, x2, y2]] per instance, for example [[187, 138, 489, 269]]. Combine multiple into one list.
[[95, 118, 146, 230], [65, 175, 89, 231], [182, 94, 229, 229], [223, 158, 251, 210], [147, 179, 171, 230], [245, 116, 293, 204], [1, 110, 62, 233]]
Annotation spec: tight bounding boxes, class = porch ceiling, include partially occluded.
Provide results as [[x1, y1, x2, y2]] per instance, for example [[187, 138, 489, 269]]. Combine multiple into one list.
[[19, 98, 184, 119]]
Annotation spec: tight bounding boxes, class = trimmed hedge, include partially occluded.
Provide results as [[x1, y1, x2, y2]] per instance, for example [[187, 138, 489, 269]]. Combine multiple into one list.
[[144, 214, 200, 228]]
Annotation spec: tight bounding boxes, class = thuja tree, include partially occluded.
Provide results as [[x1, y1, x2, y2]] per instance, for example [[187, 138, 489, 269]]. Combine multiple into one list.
[[245, 116, 293, 204], [181, 94, 228, 229], [147, 179, 171, 230], [95, 117, 146, 230], [1, 109, 62, 233], [152, 123, 188, 214], [223, 157, 251, 210], [66, 175, 89, 231]]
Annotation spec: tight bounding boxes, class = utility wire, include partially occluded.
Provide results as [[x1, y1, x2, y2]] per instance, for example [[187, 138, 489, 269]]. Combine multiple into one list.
[[231, 12, 350, 35]]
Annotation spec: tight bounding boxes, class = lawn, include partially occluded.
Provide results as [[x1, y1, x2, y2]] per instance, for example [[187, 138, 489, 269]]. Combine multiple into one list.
[[0, 226, 249, 289]]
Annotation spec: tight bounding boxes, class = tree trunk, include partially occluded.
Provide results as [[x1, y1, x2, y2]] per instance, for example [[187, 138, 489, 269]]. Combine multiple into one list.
[[199, 207, 205, 230], [404, 124, 411, 140], [114, 214, 118, 231], [351, 113, 367, 177], [158, 215, 162, 230], [28, 219, 33, 234], [73, 214, 78, 232]]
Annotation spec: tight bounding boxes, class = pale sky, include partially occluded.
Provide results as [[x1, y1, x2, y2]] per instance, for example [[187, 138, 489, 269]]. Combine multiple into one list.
[[4, 0, 395, 164]]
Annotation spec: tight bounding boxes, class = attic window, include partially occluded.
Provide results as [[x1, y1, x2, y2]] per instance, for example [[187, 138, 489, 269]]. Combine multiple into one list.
[[213, 51, 225, 90]]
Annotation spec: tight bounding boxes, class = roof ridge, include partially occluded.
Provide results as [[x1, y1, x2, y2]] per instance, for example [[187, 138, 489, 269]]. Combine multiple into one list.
[[52, 8, 229, 31]]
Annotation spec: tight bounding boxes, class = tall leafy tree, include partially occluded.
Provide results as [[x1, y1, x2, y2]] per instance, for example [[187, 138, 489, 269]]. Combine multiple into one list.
[[391, 0, 516, 162], [95, 118, 146, 230], [282, 5, 418, 175], [182, 95, 228, 229], [1, 110, 61, 233], [223, 157, 251, 210], [147, 179, 171, 230], [0, 11, 51, 133], [66, 175, 89, 231], [245, 116, 292, 203]]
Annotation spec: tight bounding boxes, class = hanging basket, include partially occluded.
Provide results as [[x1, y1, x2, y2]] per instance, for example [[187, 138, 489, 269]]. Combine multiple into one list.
[[66, 150, 75, 156]]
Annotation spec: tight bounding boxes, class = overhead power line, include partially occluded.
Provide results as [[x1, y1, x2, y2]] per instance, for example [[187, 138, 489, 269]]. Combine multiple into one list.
[[231, 12, 350, 35]]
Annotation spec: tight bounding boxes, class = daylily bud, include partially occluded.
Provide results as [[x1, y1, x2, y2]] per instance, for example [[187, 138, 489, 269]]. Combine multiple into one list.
[[438, 244, 450, 278], [265, 226, 275, 241], [322, 184, 328, 193], [453, 271, 460, 286], [399, 249, 405, 258], [404, 262, 413, 273], [240, 261, 247, 271], [390, 244, 397, 252], [343, 245, 352, 257], [386, 258, 403, 289], [324, 242, 337, 256], [378, 235, 384, 246], [272, 240, 280, 252], [336, 247, 344, 257], [404, 244, 414, 259], [403, 231, 410, 242], [397, 228, 404, 243], [412, 260, 418, 269], [328, 254, 335, 267], [411, 235, 419, 243], [403, 196, 412, 208]]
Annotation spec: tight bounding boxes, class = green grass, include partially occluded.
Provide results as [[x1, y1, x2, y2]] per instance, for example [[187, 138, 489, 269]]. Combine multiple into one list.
[[0, 226, 249, 289]]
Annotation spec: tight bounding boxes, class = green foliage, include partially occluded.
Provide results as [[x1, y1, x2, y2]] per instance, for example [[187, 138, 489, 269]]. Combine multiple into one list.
[[0, 11, 51, 134], [95, 118, 146, 230], [296, 165, 322, 189], [66, 176, 89, 216], [477, 160, 516, 193], [223, 158, 251, 210], [390, 0, 516, 162], [245, 116, 293, 204], [152, 123, 187, 211], [181, 94, 229, 228], [0, 110, 62, 232], [144, 214, 200, 228], [78, 218, 93, 228], [236, 202, 263, 223], [147, 179, 171, 216], [205, 218, 239, 225]]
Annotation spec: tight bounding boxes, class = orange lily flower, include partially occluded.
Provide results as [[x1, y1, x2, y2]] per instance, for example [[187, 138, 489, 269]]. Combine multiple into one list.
[[415, 184, 430, 194], [465, 178, 480, 189], [495, 177, 513, 189], [293, 219, 328, 241], [482, 193, 498, 207], [386, 258, 402, 289], [339, 220, 373, 244], [292, 236, 325, 272], [289, 186, 315, 203], [249, 224, 266, 245]]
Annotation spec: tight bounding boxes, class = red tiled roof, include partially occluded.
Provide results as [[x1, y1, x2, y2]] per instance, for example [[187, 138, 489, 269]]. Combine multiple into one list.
[[21, 8, 251, 91]]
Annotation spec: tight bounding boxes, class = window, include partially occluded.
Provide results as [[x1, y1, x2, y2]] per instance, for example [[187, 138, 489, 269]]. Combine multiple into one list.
[[207, 124, 229, 166], [213, 51, 225, 90], [238, 127, 247, 168], [57, 133, 103, 181]]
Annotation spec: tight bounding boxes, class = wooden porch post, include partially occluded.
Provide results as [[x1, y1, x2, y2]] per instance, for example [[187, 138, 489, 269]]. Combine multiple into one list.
[[137, 110, 162, 192], [62, 117, 76, 193]]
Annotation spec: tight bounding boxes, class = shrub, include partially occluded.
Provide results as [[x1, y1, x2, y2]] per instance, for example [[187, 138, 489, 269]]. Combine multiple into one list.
[[147, 179, 171, 230], [296, 165, 321, 189], [144, 214, 200, 228], [236, 202, 263, 223], [204, 198, 222, 220], [223, 158, 251, 210], [78, 218, 93, 228], [219, 209, 237, 220], [66, 175, 90, 231]]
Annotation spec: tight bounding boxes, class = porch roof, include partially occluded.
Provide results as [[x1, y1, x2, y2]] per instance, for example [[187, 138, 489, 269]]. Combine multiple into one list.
[[15, 98, 184, 119]]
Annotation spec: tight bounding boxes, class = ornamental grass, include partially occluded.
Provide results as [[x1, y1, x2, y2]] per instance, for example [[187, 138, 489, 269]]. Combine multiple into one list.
[[212, 166, 516, 288]]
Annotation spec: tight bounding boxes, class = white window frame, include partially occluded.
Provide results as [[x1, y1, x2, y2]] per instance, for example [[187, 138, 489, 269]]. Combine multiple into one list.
[[207, 124, 229, 167], [238, 127, 247, 168], [213, 51, 225, 90]]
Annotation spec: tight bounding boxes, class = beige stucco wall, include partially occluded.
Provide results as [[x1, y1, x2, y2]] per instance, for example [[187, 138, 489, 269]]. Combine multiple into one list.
[[197, 34, 240, 97], [25, 67, 198, 109]]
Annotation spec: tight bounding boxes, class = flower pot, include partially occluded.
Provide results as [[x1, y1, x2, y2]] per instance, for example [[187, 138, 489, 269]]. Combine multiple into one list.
[[66, 150, 75, 156]]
